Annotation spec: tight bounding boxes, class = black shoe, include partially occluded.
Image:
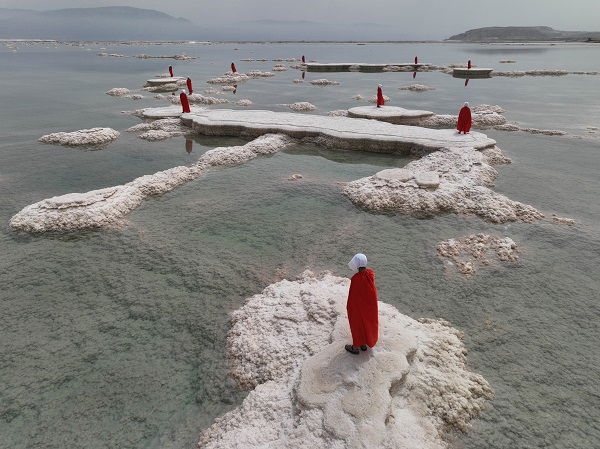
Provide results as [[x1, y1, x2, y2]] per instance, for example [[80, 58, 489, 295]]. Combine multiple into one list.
[[360, 345, 368, 351], [345, 344, 360, 355]]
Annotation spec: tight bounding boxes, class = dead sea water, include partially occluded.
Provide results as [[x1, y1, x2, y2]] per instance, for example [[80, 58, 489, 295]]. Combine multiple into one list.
[[0, 41, 599, 449]]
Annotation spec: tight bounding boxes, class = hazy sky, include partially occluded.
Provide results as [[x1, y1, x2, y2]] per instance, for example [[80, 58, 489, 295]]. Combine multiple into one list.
[[1, 0, 599, 39]]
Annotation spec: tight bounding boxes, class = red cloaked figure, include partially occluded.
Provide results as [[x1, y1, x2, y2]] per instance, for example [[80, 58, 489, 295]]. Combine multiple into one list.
[[169, 65, 174, 77], [414, 56, 418, 64], [376, 84, 384, 108], [186, 77, 193, 94], [468, 59, 472, 69], [302, 55, 305, 63], [345, 253, 378, 354], [180, 91, 191, 113], [457, 102, 472, 134], [231, 62, 237, 73]]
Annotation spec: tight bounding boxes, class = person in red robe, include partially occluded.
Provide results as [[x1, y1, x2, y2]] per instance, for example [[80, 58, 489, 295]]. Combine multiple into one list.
[[457, 102, 472, 134], [186, 77, 193, 94], [376, 84, 385, 108], [180, 91, 191, 113], [169, 65, 174, 77], [302, 55, 306, 63], [468, 59, 472, 69], [414, 56, 418, 64], [231, 62, 237, 73], [345, 253, 379, 354]]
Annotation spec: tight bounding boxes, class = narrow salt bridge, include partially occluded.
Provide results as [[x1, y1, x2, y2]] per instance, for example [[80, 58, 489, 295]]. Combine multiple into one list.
[[452, 67, 494, 78], [304, 62, 432, 72], [180, 109, 496, 154]]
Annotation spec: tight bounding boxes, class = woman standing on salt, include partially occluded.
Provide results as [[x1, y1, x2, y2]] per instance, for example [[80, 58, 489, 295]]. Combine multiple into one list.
[[345, 253, 379, 355]]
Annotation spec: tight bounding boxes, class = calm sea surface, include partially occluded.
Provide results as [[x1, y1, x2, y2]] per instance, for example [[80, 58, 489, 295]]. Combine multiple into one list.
[[1, 41, 599, 449]]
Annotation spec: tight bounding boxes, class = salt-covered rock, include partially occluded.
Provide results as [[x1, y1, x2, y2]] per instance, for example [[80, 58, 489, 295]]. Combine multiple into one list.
[[310, 79, 340, 86], [399, 84, 435, 92], [207, 73, 250, 85], [492, 69, 568, 77], [293, 79, 304, 83], [106, 88, 130, 96], [327, 110, 348, 117], [288, 102, 316, 112], [198, 271, 493, 449], [168, 93, 229, 105], [246, 70, 275, 78], [287, 174, 303, 180], [39, 128, 120, 147], [375, 168, 412, 182], [11, 134, 293, 232], [437, 234, 519, 276], [551, 214, 576, 226], [125, 94, 143, 100], [236, 99, 253, 106], [272, 64, 288, 71], [414, 171, 440, 188]]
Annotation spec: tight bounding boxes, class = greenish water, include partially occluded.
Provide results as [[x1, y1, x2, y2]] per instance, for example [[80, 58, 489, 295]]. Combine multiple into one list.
[[1, 41, 599, 449]]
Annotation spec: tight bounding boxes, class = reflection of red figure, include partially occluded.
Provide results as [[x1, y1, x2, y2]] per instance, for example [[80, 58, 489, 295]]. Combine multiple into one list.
[[233, 84, 237, 95], [468, 59, 472, 69], [302, 55, 305, 63], [186, 77, 193, 94], [414, 56, 418, 64], [465, 79, 470, 87], [302, 71, 305, 80], [413, 71, 417, 79], [457, 102, 472, 134], [180, 91, 191, 113], [169, 65, 174, 77], [231, 62, 237, 73], [185, 139, 193, 154], [376, 85, 384, 108]]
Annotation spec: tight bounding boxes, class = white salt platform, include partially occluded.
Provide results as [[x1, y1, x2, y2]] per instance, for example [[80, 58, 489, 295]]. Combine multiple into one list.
[[305, 62, 432, 72], [144, 77, 186, 86], [141, 105, 205, 119], [180, 109, 496, 154], [452, 68, 494, 78], [348, 106, 434, 124]]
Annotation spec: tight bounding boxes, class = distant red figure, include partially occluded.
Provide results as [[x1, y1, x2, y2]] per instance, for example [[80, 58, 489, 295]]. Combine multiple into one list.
[[169, 65, 174, 77], [180, 91, 191, 113], [231, 62, 237, 73], [457, 102, 472, 134], [376, 84, 384, 108], [414, 56, 418, 64], [345, 253, 379, 355], [185, 138, 193, 154], [468, 59, 472, 69], [302, 55, 305, 63], [186, 77, 193, 94]]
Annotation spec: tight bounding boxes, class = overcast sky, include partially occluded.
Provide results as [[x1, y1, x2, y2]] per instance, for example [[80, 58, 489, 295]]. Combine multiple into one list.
[[1, 0, 599, 39]]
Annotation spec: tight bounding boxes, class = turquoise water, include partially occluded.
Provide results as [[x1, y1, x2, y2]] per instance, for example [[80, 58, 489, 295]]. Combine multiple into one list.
[[1, 42, 599, 449]]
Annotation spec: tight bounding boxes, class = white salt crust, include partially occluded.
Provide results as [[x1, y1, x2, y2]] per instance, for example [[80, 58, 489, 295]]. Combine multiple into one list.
[[38, 128, 120, 147]]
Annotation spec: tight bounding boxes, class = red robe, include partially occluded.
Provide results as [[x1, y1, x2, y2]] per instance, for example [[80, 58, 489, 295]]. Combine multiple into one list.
[[347, 269, 379, 348], [231, 62, 237, 73], [302, 55, 305, 63], [180, 92, 191, 113], [377, 87, 384, 107], [169, 65, 174, 77], [186, 78, 193, 94], [457, 106, 472, 133]]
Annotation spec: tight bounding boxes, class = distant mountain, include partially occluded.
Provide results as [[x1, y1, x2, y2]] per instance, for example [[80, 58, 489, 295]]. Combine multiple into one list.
[[448, 26, 600, 42], [0, 6, 195, 40]]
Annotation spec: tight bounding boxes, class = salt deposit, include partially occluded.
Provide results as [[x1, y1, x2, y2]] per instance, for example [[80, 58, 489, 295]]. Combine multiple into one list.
[[236, 99, 253, 106], [493, 124, 567, 136], [39, 128, 120, 147], [288, 102, 317, 112], [105, 88, 130, 96], [272, 64, 288, 72], [220, 85, 236, 92], [399, 84, 435, 92], [437, 234, 519, 276], [310, 79, 340, 86], [348, 106, 434, 123], [133, 54, 195, 60], [551, 214, 576, 226], [207, 73, 250, 85], [126, 94, 143, 100], [499, 60, 516, 63], [168, 93, 229, 105], [287, 174, 303, 180], [198, 271, 493, 449], [140, 105, 205, 119], [245, 70, 275, 78], [492, 70, 568, 77], [327, 110, 348, 117], [293, 79, 304, 83], [145, 77, 186, 86], [10, 134, 293, 232], [452, 68, 494, 77], [126, 118, 189, 141]]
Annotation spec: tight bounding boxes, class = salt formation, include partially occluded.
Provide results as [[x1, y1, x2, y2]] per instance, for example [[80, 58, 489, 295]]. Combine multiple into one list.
[[493, 124, 567, 136], [39, 128, 120, 147], [246, 70, 275, 78], [499, 60, 516, 64], [126, 94, 143, 100], [328, 110, 349, 117], [207, 73, 250, 85], [133, 54, 195, 60], [126, 118, 190, 141], [437, 234, 519, 276], [272, 64, 288, 71], [293, 79, 304, 83], [344, 145, 542, 223], [198, 271, 493, 449], [10, 134, 293, 232], [144, 77, 186, 86], [399, 84, 435, 92], [220, 85, 236, 92], [106, 88, 130, 96], [97, 53, 126, 58], [551, 214, 576, 226], [288, 102, 317, 112], [236, 99, 253, 106], [168, 93, 229, 105], [287, 174, 303, 180], [310, 79, 340, 86], [492, 69, 568, 77]]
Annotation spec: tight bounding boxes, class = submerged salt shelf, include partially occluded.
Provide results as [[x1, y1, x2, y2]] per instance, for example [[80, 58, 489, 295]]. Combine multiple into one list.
[[144, 77, 186, 86], [198, 271, 493, 449], [348, 105, 435, 121], [452, 68, 494, 78], [305, 62, 431, 72]]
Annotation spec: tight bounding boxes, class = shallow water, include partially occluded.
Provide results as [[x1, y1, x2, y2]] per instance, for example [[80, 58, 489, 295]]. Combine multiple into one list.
[[1, 41, 599, 449]]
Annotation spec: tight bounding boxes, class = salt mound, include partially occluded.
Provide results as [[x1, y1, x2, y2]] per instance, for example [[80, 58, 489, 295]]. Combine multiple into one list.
[[246, 70, 275, 78], [492, 69, 568, 77], [493, 124, 567, 136], [126, 94, 143, 100], [127, 118, 189, 141], [221, 85, 236, 92], [11, 134, 293, 232], [39, 128, 120, 147], [207, 73, 250, 85], [272, 64, 288, 72], [168, 93, 229, 105], [106, 88, 130, 96], [437, 234, 519, 276], [293, 79, 304, 83], [327, 110, 348, 117], [310, 79, 340, 86], [399, 84, 435, 92], [288, 102, 316, 112], [236, 99, 253, 106], [198, 271, 493, 449]]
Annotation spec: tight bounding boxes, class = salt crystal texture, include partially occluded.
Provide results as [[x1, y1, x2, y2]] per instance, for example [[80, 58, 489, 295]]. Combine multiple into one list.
[[39, 128, 120, 147]]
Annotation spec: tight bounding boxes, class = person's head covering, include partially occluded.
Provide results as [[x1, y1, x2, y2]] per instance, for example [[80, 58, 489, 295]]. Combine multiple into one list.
[[348, 253, 368, 271], [378, 84, 383, 88], [464, 102, 469, 107]]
